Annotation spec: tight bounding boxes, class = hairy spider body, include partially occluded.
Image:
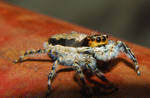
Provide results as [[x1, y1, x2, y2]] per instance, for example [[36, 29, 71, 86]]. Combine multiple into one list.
[[48, 31, 87, 47], [14, 32, 140, 94]]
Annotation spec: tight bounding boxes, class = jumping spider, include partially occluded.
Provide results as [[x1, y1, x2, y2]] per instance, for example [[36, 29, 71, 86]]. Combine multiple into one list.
[[14, 31, 140, 94]]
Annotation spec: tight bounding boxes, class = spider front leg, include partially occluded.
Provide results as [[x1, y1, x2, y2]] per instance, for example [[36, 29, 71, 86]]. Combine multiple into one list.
[[14, 49, 47, 63], [117, 41, 141, 76]]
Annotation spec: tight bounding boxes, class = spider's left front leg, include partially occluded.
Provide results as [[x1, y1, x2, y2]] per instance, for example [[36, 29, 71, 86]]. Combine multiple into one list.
[[117, 41, 141, 76]]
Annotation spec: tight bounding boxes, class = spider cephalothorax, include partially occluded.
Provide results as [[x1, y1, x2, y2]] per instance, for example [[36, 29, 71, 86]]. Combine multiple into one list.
[[14, 31, 141, 95], [48, 31, 109, 47]]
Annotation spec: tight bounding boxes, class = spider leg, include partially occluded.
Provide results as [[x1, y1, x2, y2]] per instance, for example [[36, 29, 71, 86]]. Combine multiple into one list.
[[73, 62, 94, 93], [117, 41, 141, 76], [94, 68, 115, 87], [87, 64, 111, 84], [73, 62, 86, 86], [88, 64, 118, 91], [95, 69, 109, 83], [48, 59, 59, 93], [14, 49, 47, 63]]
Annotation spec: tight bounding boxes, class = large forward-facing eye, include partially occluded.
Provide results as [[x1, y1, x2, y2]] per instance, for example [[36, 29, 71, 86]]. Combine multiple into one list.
[[96, 37, 101, 42], [102, 36, 106, 42]]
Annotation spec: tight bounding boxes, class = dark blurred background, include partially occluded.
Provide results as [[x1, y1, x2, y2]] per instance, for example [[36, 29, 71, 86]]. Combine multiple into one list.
[[5, 0, 150, 48]]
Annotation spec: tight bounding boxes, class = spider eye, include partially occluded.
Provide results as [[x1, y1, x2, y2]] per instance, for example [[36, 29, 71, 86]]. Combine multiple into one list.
[[96, 37, 101, 42], [102, 36, 106, 42]]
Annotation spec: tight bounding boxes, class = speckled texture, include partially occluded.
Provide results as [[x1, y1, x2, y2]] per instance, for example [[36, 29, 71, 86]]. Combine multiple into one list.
[[0, 1, 150, 98]]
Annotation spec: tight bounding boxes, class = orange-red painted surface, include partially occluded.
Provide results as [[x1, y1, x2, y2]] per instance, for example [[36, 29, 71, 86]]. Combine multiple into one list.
[[0, 1, 150, 98]]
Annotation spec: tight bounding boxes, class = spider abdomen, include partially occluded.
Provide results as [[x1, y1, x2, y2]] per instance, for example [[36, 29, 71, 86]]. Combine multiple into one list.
[[48, 31, 87, 47]]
